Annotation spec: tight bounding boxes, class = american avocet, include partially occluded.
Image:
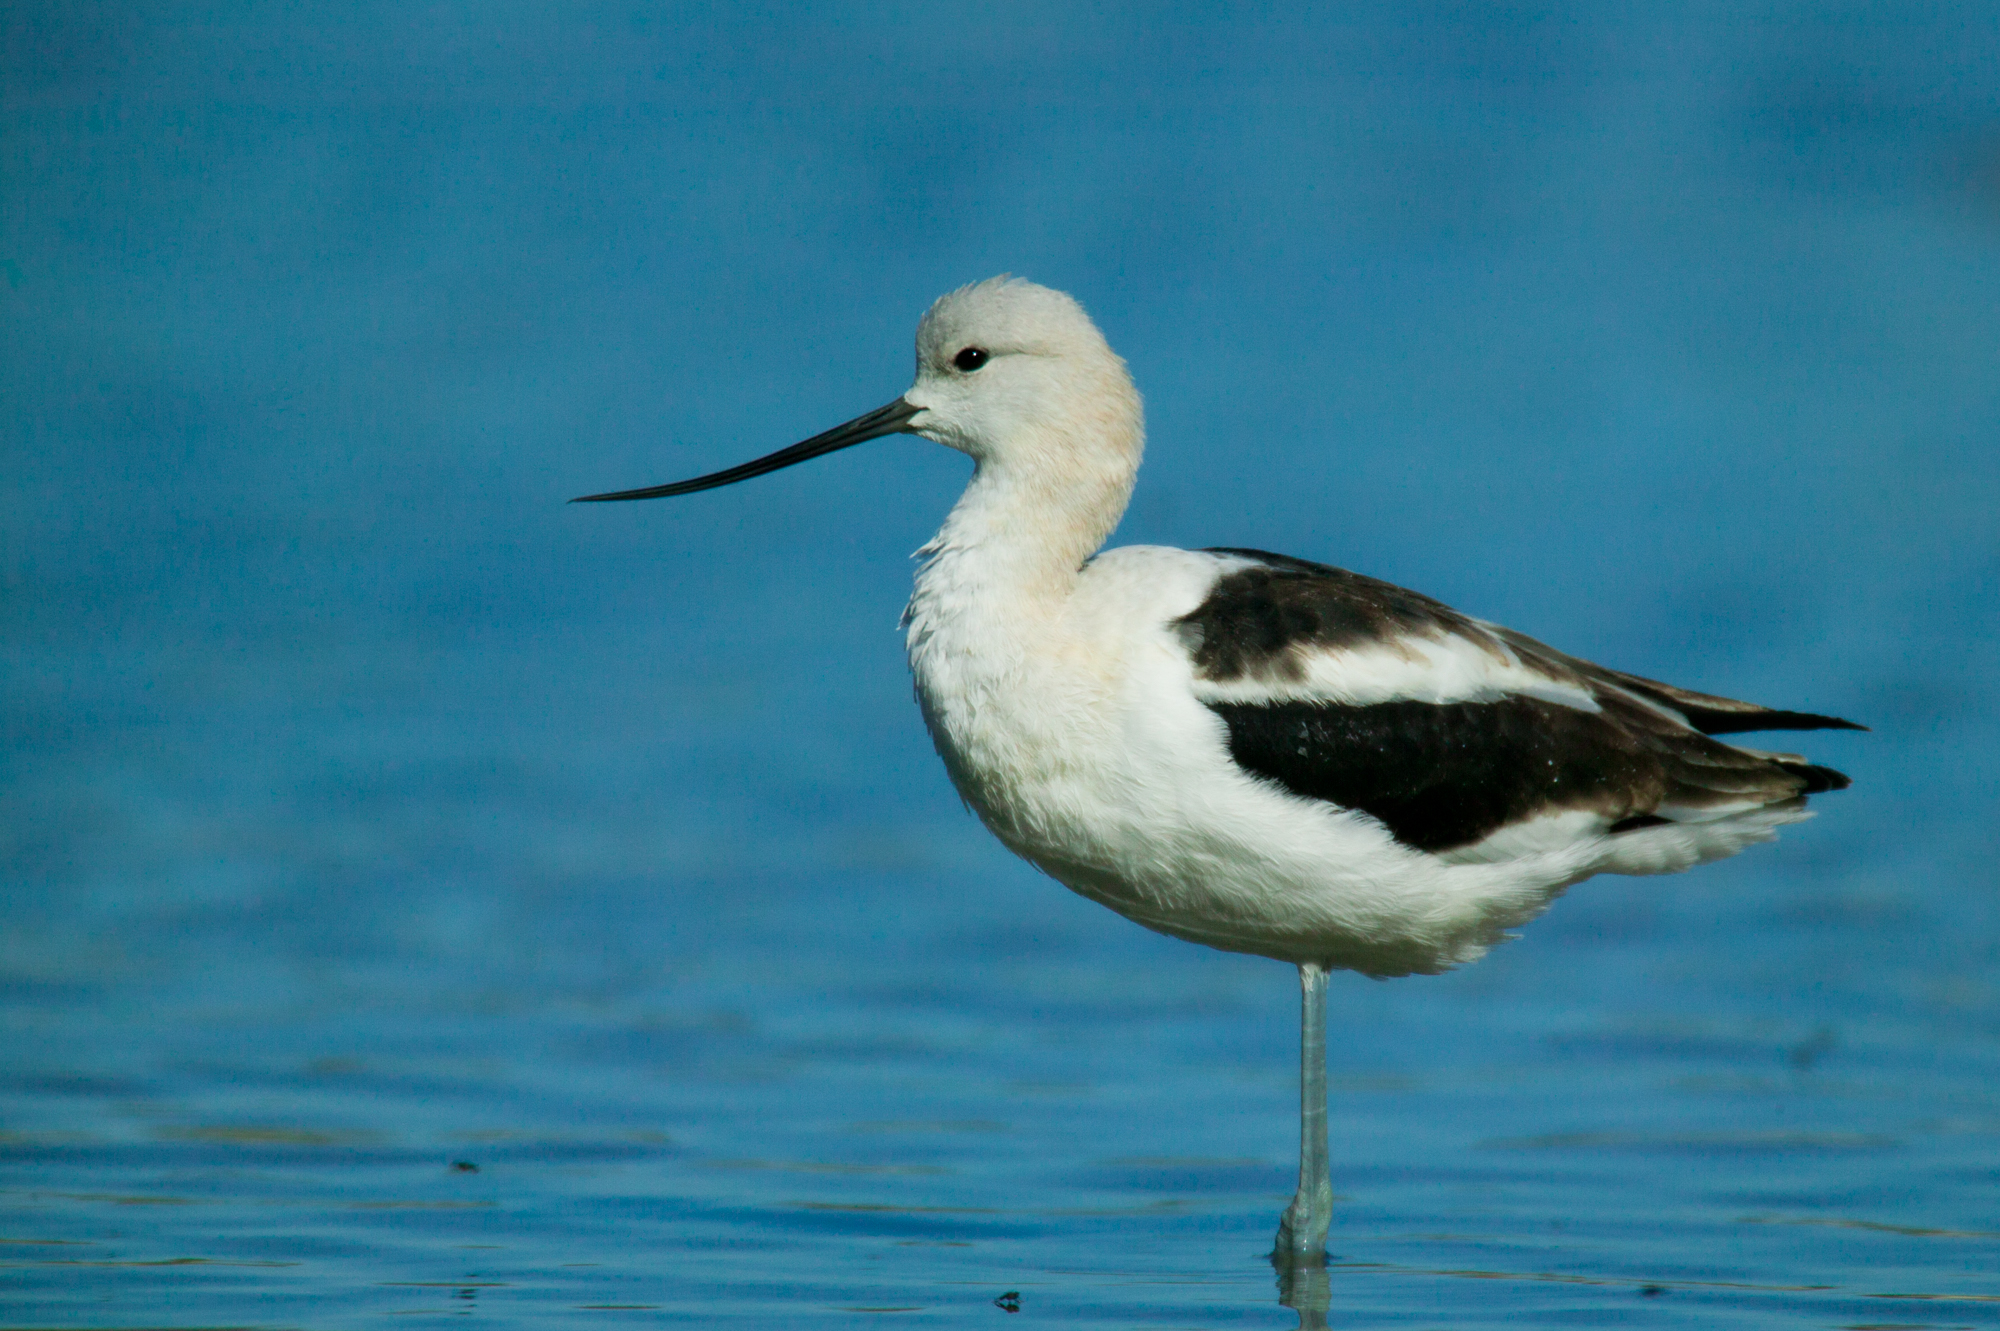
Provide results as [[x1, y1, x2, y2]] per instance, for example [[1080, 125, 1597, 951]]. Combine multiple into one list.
[[576, 277, 1858, 1266]]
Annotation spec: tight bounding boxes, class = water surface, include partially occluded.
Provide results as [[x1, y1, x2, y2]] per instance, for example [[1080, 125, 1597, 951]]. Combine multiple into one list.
[[3, 3, 1998, 1325]]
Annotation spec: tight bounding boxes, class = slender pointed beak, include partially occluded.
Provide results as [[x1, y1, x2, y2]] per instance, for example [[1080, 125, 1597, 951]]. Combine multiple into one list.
[[570, 397, 924, 503]]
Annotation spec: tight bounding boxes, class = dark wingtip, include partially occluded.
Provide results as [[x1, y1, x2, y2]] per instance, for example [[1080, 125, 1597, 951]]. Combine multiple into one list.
[[1780, 760, 1852, 794], [1698, 710, 1868, 736], [1791, 713, 1869, 733]]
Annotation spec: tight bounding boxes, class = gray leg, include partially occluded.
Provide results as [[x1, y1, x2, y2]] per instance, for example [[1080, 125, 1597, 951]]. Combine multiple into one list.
[[1273, 961, 1331, 1267]]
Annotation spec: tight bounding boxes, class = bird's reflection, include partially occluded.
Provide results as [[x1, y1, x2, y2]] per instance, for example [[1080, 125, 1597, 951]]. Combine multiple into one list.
[[1274, 1252, 1331, 1329]]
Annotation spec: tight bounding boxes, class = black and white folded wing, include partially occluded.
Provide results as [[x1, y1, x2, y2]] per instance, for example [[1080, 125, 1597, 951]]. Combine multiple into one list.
[[1177, 549, 1859, 869]]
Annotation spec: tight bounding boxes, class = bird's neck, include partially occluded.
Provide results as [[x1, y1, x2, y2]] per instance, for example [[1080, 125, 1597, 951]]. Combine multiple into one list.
[[905, 452, 1136, 658]]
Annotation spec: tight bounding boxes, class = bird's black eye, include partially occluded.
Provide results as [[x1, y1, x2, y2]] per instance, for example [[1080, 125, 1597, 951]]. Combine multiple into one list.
[[953, 347, 990, 372]]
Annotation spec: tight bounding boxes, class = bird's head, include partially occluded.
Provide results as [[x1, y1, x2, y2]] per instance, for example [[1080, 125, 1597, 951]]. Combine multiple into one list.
[[572, 276, 1142, 505]]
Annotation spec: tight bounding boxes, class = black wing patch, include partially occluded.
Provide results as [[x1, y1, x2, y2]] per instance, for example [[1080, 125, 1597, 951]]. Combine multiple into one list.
[[1210, 696, 1651, 852], [1182, 549, 1486, 682], [1183, 550, 1858, 853], [1211, 694, 1850, 854]]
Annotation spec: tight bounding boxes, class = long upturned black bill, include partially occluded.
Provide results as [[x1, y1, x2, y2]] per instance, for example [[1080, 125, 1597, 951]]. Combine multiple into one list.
[[570, 397, 924, 503]]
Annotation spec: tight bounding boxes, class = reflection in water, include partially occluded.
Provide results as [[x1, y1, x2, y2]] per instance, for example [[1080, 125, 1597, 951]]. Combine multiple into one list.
[[1276, 1255, 1333, 1330]]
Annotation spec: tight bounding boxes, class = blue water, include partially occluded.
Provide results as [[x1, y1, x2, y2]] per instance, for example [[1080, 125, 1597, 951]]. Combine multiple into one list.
[[4, 3, 1999, 1325]]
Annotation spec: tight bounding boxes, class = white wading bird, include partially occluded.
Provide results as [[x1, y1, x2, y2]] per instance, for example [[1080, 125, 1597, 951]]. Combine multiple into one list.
[[576, 277, 1858, 1266]]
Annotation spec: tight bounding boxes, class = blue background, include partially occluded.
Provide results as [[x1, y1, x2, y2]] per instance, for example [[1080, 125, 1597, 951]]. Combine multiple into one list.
[[3, 3, 1997, 1325]]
